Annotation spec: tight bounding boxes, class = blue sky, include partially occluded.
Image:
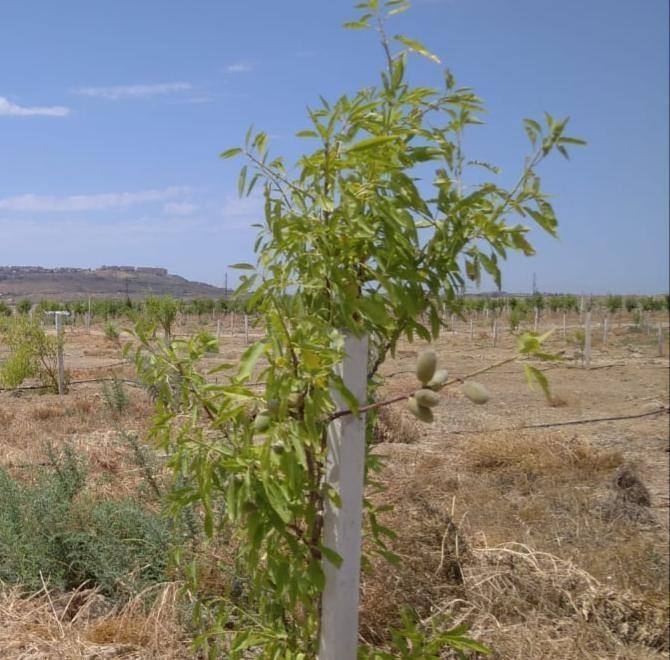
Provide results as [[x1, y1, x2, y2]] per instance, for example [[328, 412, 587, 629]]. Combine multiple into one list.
[[0, 0, 667, 294]]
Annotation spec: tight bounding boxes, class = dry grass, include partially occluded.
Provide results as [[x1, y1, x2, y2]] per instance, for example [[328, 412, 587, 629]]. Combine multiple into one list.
[[360, 428, 669, 658], [0, 582, 191, 659], [465, 432, 623, 475], [1, 322, 667, 657]]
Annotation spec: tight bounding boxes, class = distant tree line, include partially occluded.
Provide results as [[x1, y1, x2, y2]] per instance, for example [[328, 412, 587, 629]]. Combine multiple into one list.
[[0, 292, 667, 322]]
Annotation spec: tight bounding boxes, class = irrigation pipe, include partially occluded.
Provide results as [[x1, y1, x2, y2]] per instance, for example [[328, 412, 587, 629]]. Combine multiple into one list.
[[446, 406, 669, 435]]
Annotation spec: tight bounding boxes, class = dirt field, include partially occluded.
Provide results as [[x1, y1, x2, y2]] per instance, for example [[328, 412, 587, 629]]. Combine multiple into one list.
[[0, 313, 668, 658]]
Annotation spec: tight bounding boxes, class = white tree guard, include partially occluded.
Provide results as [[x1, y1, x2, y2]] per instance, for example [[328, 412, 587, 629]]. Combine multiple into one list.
[[319, 332, 368, 660]]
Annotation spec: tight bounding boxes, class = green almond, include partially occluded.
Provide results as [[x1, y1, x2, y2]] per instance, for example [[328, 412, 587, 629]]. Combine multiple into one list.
[[427, 369, 449, 391], [253, 413, 271, 433], [462, 381, 490, 405], [414, 388, 441, 408], [406, 396, 434, 423], [416, 350, 437, 385]]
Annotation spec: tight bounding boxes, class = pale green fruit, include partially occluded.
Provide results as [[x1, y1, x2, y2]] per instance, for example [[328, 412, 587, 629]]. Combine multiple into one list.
[[414, 388, 441, 408], [416, 350, 437, 385], [462, 381, 490, 405], [406, 396, 434, 423], [427, 369, 449, 391], [253, 413, 271, 433], [288, 392, 304, 410], [271, 442, 285, 455]]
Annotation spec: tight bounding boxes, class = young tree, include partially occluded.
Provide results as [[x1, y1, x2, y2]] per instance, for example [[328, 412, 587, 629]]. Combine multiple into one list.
[[16, 299, 32, 315], [135, 2, 584, 656], [144, 295, 178, 342]]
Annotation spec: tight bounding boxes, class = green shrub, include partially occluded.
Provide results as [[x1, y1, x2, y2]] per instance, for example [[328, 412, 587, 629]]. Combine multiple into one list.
[[16, 299, 32, 315], [102, 377, 129, 416], [0, 317, 61, 391], [0, 444, 172, 599], [104, 321, 120, 341]]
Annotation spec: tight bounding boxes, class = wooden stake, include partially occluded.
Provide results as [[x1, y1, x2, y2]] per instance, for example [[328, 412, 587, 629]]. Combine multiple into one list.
[[658, 323, 664, 357], [533, 307, 539, 332], [244, 314, 249, 344], [56, 313, 65, 395], [584, 311, 592, 369], [320, 333, 368, 660], [469, 318, 474, 343], [45, 311, 70, 395], [603, 317, 608, 345]]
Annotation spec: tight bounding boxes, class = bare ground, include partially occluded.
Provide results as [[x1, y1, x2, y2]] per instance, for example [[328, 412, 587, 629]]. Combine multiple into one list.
[[0, 315, 668, 658]]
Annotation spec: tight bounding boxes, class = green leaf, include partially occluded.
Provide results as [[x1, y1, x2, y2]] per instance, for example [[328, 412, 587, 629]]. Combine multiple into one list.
[[559, 136, 587, 145], [238, 164, 248, 197], [263, 481, 291, 523], [307, 559, 325, 591], [524, 364, 551, 401], [229, 262, 255, 270], [393, 34, 441, 63], [388, 2, 410, 16], [346, 134, 400, 153], [220, 147, 243, 159], [343, 19, 370, 30], [525, 206, 558, 237], [320, 544, 343, 568], [238, 341, 266, 381]]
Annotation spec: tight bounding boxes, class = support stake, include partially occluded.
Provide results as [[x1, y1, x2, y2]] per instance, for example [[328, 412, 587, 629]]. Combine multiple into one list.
[[319, 333, 368, 660]]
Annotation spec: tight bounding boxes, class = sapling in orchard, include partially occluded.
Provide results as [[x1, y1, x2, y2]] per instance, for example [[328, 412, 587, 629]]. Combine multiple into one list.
[[133, 0, 584, 656]]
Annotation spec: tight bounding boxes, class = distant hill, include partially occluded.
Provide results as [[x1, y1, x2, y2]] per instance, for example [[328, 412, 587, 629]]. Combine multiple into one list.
[[0, 266, 228, 302]]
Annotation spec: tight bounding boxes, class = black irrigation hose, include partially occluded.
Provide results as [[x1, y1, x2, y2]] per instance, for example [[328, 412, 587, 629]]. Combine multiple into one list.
[[447, 406, 669, 435], [0, 377, 144, 392]]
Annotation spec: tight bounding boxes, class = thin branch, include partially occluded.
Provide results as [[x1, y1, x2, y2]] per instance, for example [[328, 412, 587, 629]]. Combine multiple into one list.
[[331, 354, 520, 422], [447, 406, 669, 435]]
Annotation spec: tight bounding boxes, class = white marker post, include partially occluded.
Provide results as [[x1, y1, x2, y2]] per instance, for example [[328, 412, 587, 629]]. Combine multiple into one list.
[[216, 319, 221, 342], [584, 311, 592, 369], [658, 323, 664, 357], [562, 313, 567, 340], [319, 333, 368, 660], [603, 317, 609, 346], [46, 311, 70, 395], [86, 296, 91, 333], [469, 318, 474, 343], [451, 314, 456, 335], [492, 319, 498, 347], [533, 307, 539, 332]]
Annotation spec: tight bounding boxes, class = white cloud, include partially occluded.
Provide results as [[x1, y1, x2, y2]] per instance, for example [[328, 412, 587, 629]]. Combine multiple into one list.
[[163, 201, 198, 216], [225, 62, 253, 73], [220, 194, 263, 229], [73, 82, 192, 101], [0, 187, 187, 213], [0, 96, 69, 117]]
